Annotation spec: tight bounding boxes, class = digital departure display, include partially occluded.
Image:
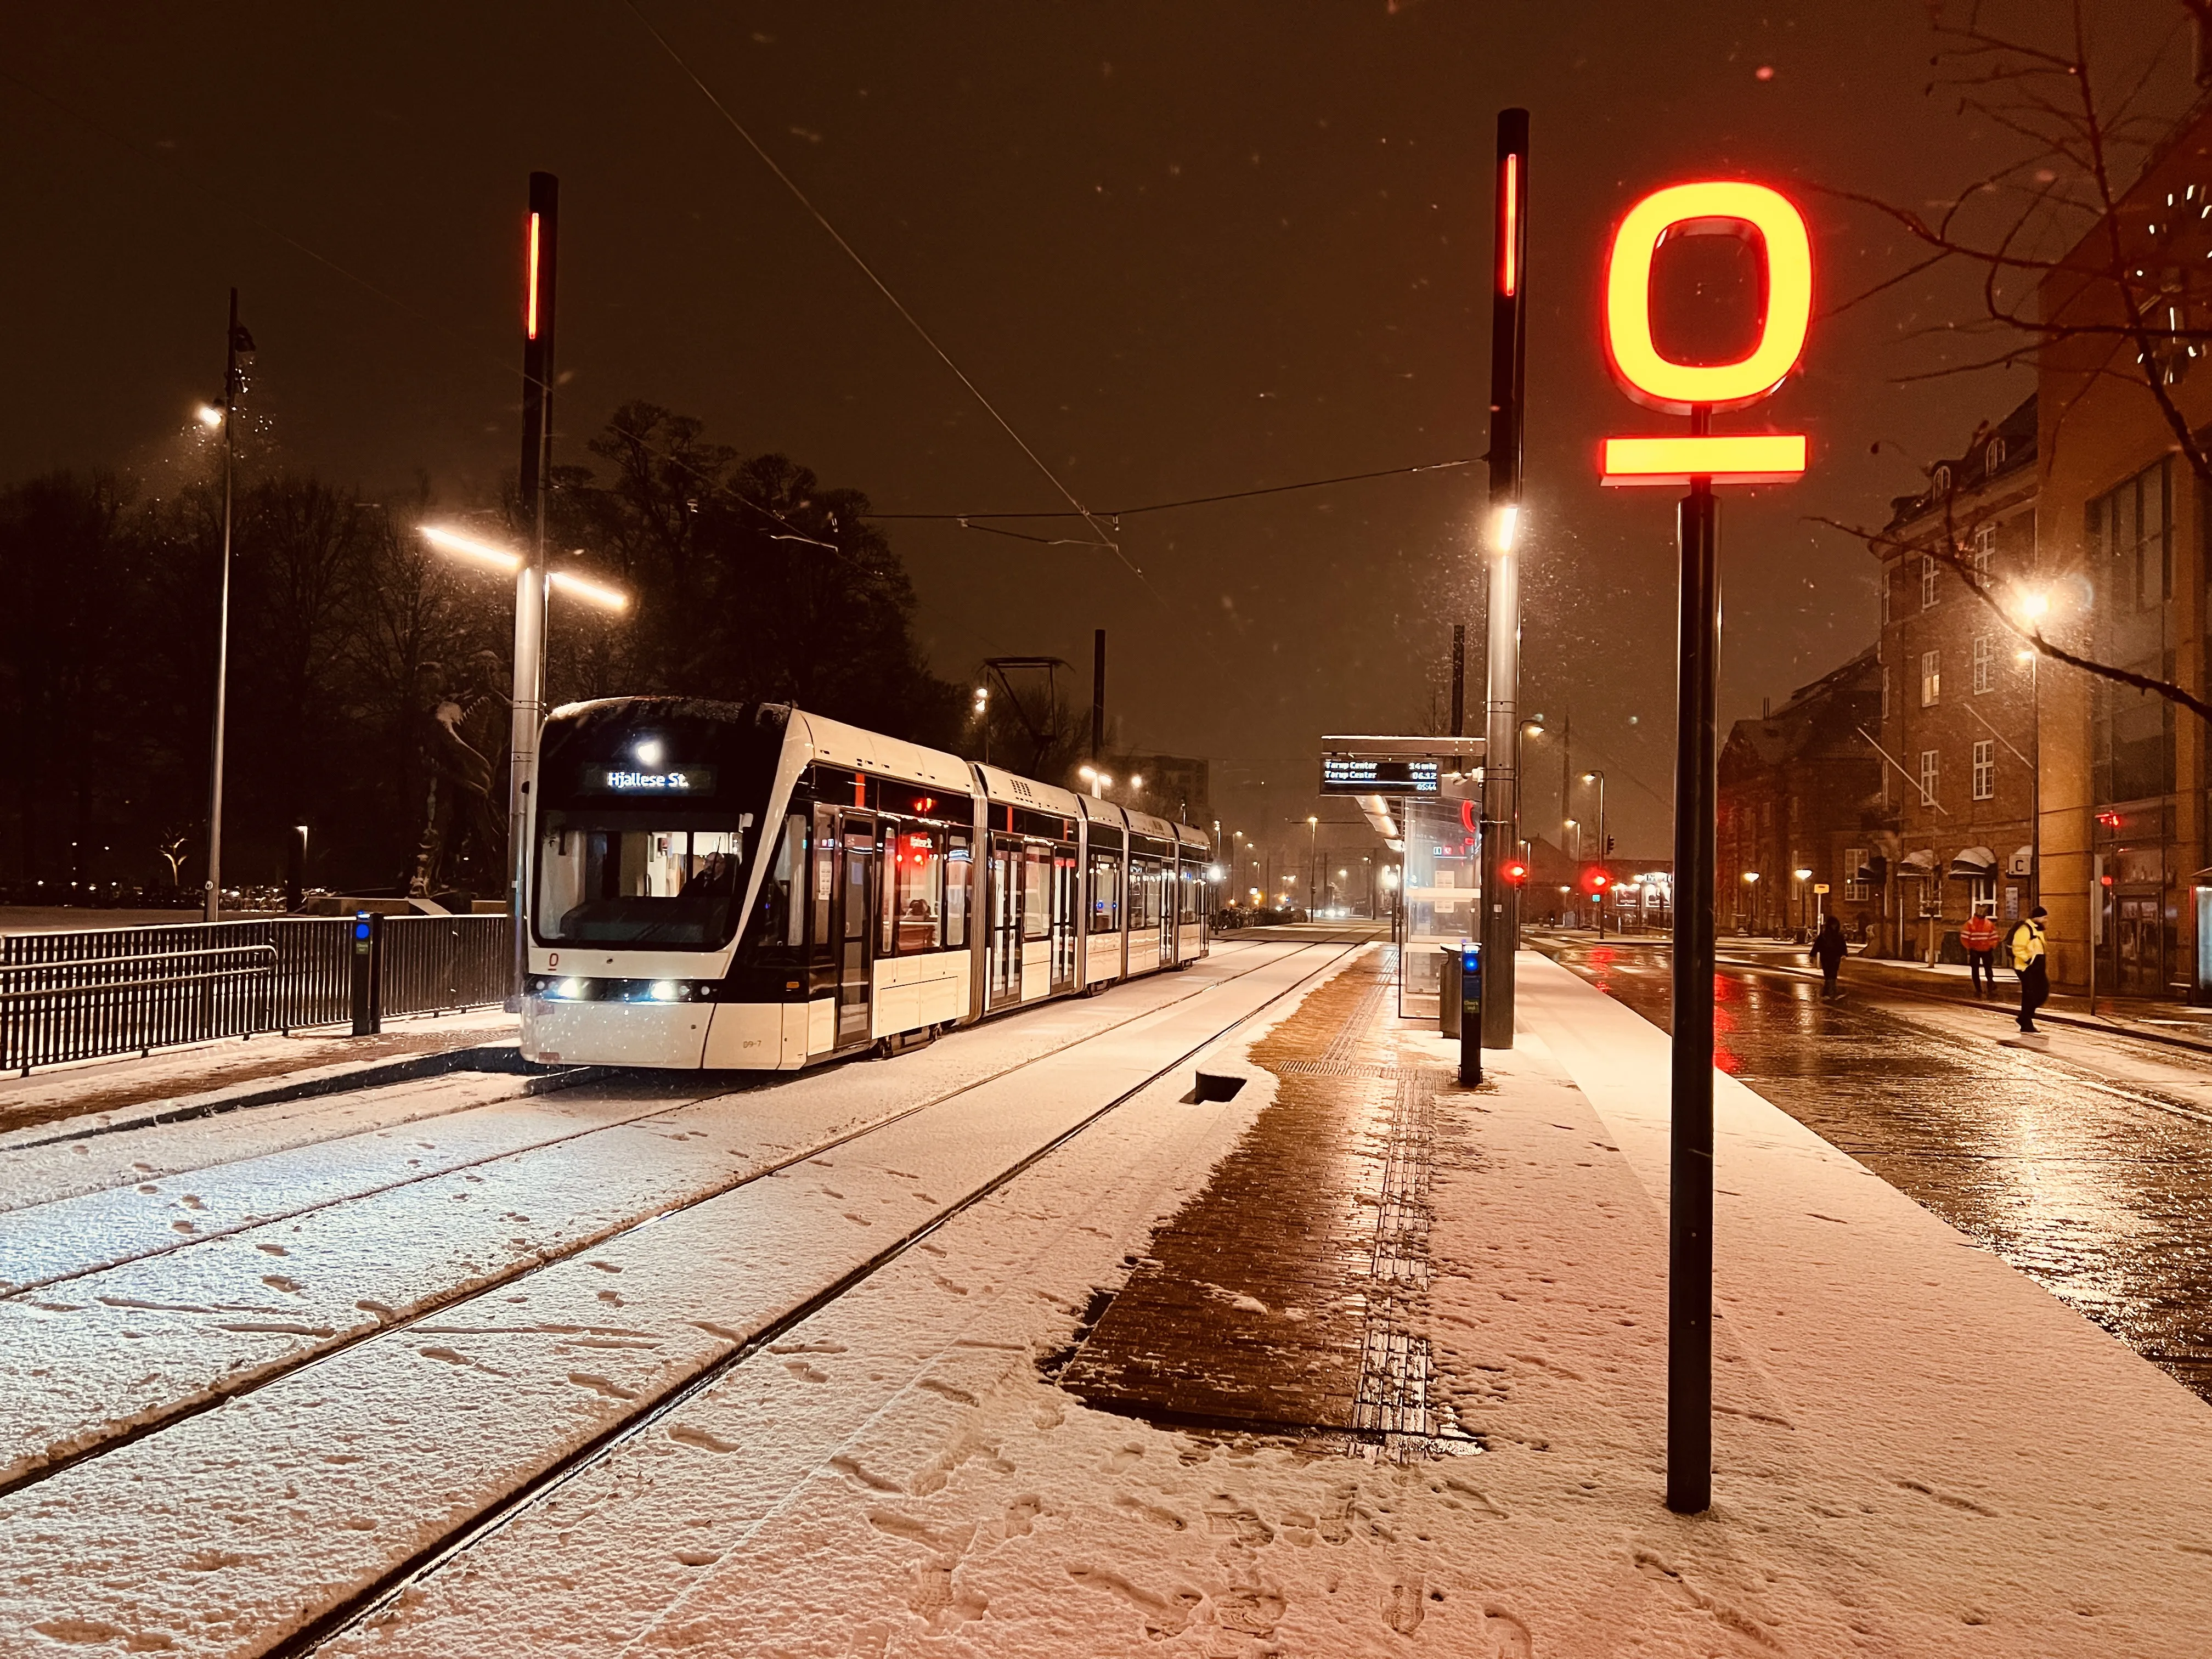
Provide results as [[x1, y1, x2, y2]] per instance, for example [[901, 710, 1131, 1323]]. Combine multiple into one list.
[[1319, 757, 1441, 795], [579, 764, 719, 795]]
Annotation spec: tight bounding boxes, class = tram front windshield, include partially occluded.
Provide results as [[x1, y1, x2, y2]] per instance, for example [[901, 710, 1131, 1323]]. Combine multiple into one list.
[[537, 819, 751, 947]]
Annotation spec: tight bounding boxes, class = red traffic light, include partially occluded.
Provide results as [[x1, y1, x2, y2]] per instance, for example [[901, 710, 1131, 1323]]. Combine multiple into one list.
[[1582, 867, 1611, 894], [1500, 860, 1529, 885]]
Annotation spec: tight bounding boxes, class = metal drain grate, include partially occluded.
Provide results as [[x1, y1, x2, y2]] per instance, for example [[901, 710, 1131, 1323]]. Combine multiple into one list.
[[1270, 1060, 1423, 1079]]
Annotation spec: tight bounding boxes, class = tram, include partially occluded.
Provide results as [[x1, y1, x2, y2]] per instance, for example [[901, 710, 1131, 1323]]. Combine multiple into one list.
[[520, 698, 1215, 1069]]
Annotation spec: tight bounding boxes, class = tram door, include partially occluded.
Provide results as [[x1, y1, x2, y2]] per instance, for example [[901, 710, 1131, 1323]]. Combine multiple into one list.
[[989, 835, 1023, 1007], [1051, 847, 1078, 993], [1158, 863, 1176, 964], [836, 815, 877, 1043]]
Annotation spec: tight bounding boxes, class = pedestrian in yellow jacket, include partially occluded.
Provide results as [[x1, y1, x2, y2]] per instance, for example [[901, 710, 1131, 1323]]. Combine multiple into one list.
[[2012, 907, 2048, 1034]]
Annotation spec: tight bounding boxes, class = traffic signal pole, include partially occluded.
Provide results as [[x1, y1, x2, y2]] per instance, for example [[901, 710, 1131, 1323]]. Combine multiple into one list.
[[1477, 108, 1530, 1055], [510, 172, 557, 998]]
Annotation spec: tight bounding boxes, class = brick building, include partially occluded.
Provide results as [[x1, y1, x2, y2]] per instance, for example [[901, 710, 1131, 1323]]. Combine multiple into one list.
[[1871, 395, 2041, 961], [2031, 98, 2212, 997], [1717, 649, 1886, 940]]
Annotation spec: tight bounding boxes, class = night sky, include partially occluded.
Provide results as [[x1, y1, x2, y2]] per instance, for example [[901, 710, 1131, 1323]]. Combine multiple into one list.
[[1, 2, 2186, 862]]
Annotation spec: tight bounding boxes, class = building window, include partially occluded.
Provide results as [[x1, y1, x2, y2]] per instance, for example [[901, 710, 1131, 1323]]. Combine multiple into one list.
[[1985, 437, 2005, 476], [1921, 554, 1938, 608], [1972, 522, 1996, 586], [1844, 847, 1870, 903], [1921, 650, 1941, 707], [1917, 748, 1939, 806], [2089, 456, 2172, 613], [1972, 633, 1994, 694], [1879, 566, 1892, 627], [1972, 739, 1995, 800], [1932, 464, 1952, 497]]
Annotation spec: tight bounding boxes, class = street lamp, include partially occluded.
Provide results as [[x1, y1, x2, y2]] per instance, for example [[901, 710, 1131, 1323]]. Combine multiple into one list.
[[197, 288, 253, 922], [1307, 815, 1319, 919], [2012, 594, 2048, 913], [1742, 869, 1762, 933], [1564, 817, 1579, 861], [1581, 770, 1608, 875], [1792, 867, 1812, 935]]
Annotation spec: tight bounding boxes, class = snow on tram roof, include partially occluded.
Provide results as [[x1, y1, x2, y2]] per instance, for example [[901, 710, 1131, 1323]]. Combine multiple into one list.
[[793, 709, 972, 791], [972, 764, 1085, 819]]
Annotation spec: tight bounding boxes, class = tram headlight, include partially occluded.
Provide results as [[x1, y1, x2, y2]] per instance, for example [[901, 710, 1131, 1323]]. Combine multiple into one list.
[[648, 980, 680, 1002], [549, 977, 586, 1000]]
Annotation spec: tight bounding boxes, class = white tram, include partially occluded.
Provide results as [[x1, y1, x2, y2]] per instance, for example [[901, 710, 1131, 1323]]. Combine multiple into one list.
[[521, 698, 1214, 1069]]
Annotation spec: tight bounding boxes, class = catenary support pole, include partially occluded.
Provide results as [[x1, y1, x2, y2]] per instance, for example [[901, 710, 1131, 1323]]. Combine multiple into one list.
[[1450, 624, 1465, 738], [202, 288, 245, 923], [510, 172, 558, 997], [1092, 629, 1107, 762], [1668, 455, 1720, 1515], [1478, 107, 1530, 1052]]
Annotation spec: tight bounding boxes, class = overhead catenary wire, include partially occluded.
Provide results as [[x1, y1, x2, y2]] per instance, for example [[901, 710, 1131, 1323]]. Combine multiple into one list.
[[622, 2, 1166, 605], [866, 457, 1476, 524]]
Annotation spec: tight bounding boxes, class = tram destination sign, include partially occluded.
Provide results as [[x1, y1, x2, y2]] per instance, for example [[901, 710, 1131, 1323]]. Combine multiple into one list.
[[579, 764, 719, 795], [1320, 756, 1441, 797]]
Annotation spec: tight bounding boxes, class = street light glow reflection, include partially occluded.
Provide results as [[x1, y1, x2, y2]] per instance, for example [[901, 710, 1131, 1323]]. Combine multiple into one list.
[[1493, 503, 1520, 553], [549, 569, 629, 611], [420, 523, 523, 573]]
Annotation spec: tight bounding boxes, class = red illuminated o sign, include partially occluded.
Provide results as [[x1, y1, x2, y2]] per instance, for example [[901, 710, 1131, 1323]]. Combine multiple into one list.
[[1600, 180, 1811, 486]]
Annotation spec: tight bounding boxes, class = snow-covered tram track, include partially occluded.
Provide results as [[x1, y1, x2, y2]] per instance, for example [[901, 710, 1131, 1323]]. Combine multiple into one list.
[[0, 939, 1364, 1659], [0, 939, 1305, 1503]]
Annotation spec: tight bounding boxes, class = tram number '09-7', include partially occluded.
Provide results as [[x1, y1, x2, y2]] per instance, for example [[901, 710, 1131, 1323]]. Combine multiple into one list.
[[1598, 179, 1813, 489]]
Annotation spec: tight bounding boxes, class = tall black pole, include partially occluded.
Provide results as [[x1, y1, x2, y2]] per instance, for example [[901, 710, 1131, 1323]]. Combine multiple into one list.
[[1668, 424, 1720, 1515], [1478, 107, 1530, 1053], [1449, 624, 1465, 737], [202, 287, 244, 923], [1091, 629, 1107, 762], [510, 172, 557, 992]]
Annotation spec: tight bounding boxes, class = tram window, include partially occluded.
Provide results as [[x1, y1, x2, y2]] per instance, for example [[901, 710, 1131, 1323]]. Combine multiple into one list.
[[537, 821, 746, 946], [744, 814, 805, 949], [1089, 853, 1122, 930], [944, 835, 971, 949], [1178, 865, 1200, 923], [810, 806, 835, 947], [891, 827, 943, 953], [1022, 844, 1053, 940], [1130, 860, 1161, 929]]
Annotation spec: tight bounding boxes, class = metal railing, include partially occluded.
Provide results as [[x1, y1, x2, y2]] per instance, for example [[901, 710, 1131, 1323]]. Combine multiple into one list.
[[381, 915, 514, 1017], [0, 913, 514, 1075]]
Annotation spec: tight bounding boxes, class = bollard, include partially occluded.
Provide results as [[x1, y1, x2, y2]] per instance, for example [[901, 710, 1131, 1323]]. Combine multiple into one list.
[[1458, 941, 1482, 1087], [349, 910, 382, 1036]]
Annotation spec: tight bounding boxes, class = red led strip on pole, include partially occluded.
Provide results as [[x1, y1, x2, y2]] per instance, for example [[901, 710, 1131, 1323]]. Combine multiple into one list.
[[1500, 153, 1520, 297], [526, 212, 543, 341]]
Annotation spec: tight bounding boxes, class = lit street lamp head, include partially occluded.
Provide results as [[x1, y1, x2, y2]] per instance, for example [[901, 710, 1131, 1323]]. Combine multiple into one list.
[[195, 404, 224, 429]]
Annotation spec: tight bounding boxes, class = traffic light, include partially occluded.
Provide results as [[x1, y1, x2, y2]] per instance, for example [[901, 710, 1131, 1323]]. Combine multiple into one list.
[[1500, 859, 1529, 885], [1606, 834, 1616, 855], [1582, 867, 1611, 895]]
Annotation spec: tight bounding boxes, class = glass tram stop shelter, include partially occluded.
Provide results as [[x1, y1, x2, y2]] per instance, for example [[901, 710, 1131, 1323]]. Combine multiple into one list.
[[1318, 735, 1482, 1025]]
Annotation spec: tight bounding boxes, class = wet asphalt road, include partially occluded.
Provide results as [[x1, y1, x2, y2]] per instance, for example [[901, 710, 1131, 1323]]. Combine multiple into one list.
[[1539, 933, 2212, 1401]]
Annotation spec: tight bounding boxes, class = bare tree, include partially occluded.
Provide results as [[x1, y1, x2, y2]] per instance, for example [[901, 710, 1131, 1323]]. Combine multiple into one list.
[[1820, 0, 2211, 716]]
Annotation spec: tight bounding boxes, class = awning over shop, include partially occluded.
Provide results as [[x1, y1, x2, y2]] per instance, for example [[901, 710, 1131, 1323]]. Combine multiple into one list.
[[1948, 845, 1997, 879], [1898, 848, 1937, 874]]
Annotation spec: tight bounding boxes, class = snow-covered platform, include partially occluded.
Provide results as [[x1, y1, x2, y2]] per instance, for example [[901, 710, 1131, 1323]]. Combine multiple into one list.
[[6, 942, 2209, 1654]]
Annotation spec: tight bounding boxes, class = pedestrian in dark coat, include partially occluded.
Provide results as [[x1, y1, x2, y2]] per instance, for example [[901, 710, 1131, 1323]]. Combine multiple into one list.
[[1809, 913, 1848, 999]]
